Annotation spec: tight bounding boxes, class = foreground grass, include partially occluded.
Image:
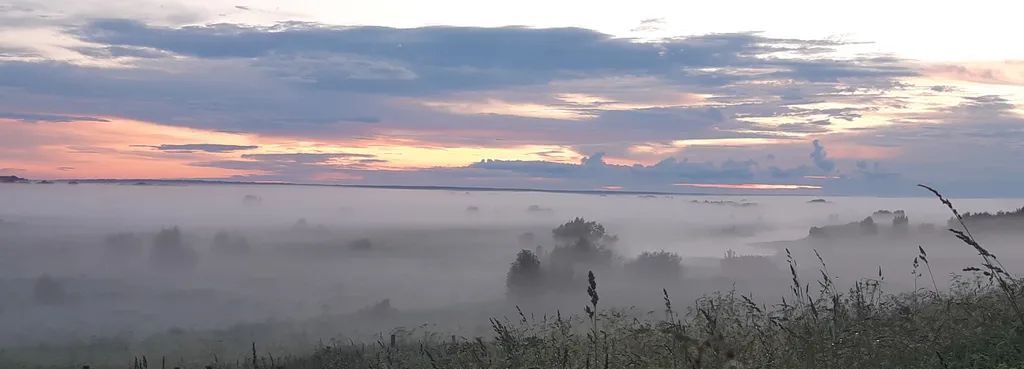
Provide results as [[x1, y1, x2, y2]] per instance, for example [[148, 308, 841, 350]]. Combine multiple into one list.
[[272, 273, 1022, 369], [12, 187, 1024, 369]]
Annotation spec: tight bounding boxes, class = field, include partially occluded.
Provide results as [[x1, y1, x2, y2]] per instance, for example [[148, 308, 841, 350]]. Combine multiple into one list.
[[3, 186, 1024, 368]]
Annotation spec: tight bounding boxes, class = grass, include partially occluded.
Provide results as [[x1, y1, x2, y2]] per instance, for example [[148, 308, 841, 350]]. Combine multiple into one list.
[[11, 186, 1024, 368]]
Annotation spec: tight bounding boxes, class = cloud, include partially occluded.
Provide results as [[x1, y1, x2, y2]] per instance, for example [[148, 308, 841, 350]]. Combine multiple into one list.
[[70, 20, 911, 94], [12, 18, 1024, 195], [0, 21, 915, 150], [468, 153, 759, 185], [73, 46, 171, 59], [240, 153, 376, 163], [0, 112, 109, 123], [924, 62, 1024, 86], [146, 143, 259, 153], [809, 139, 835, 172]]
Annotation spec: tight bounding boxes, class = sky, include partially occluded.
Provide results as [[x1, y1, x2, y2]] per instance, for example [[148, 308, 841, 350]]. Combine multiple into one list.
[[1, 0, 1023, 196]]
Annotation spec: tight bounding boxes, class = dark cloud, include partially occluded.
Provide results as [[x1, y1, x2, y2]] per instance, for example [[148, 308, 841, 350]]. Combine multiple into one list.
[[0, 112, 110, 123], [73, 45, 171, 59], [70, 20, 911, 94], [809, 139, 835, 172], [19, 19, 1024, 195], [469, 153, 758, 184], [192, 152, 384, 181], [0, 21, 915, 148]]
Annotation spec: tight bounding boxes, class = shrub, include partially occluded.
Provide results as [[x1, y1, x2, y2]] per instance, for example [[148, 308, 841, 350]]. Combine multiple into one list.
[[721, 249, 779, 280], [150, 227, 198, 271], [858, 216, 878, 235], [506, 249, 544, 300], [357, 299, 398, 318], [242, 194, 262, 206], [211, 231, 251, 255], [624, 250, 683, 281], [549, 219, 617, 272], [348, 238, 373, 251], [104, 232, 143, 258], [549, 236, 614, 268], [552, 217, 609, 245], [892, 211, 909, 234]]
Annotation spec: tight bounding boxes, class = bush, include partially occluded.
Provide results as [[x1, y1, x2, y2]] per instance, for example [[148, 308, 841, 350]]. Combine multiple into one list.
[[549, 236, 614, 268], [103, 232, 143, 258], [242, 194, 262, 206], [858, 216, 878, 235], [624, 250, 683, 281], [348, 238, 373, 251], [211, 231, 251, 255], [506, 249, 544, 300], [357, 299, 398, 318], [552, 217, 612, 245], [721, 249, 779, 280], [892, 211, 909, 234], [150, 227, 198, 271], [548, 218, 617, 270]]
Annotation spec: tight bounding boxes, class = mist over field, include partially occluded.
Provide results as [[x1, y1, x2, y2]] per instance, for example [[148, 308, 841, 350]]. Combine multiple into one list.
[[3, 0, 1024, 366], [2, 181, 1023, 365]]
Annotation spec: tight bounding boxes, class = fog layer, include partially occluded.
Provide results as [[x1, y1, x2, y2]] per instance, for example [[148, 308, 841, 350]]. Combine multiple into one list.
[[1, 182, 1022, 355]]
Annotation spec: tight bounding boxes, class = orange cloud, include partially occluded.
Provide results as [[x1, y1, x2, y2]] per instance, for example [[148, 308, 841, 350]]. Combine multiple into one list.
[[0, 116, 585, 180], [0, 117, 258, 179], [923, 61, 1024, 86]]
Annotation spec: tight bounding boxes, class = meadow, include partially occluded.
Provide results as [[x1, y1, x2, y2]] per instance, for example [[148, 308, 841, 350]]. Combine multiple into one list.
[[1, 184, 1023, 368]]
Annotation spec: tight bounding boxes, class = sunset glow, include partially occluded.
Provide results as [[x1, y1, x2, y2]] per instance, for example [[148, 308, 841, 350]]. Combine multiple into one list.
[[0, 1, 1021, 195]]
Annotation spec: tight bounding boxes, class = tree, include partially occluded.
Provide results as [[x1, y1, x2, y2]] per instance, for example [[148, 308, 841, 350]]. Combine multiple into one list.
[[104, 232, 143, 258], [625, 250, 683, 281], [721, 250, 780, 280], [553, 218, 612, 245], [506, 249, 544, 300], [549, 236, 614, 267], [151, 227, 198, 271], [859, 216, 878, 235], [892, 211, 909, 234], [212, 230, 251, 255], [348, 238, 373, 251]]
